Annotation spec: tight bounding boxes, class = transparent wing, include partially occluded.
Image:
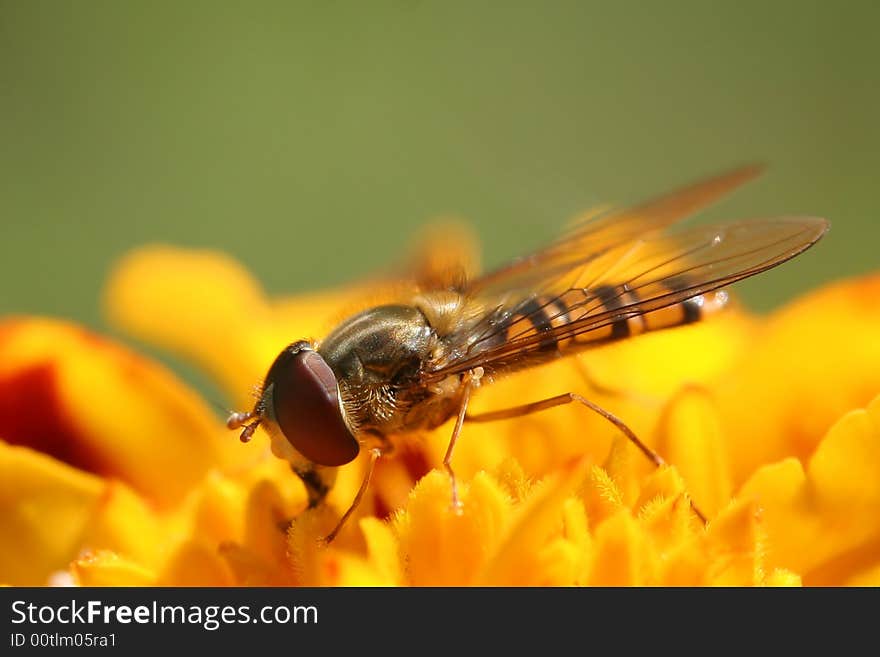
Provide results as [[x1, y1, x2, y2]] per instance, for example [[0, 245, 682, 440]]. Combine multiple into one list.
[[424, 215, 828, 381], [467, 164, 764, 300]]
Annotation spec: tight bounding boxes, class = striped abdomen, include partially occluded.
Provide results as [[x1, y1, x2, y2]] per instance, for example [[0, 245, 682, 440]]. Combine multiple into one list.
[[504, 284, 729, 355]]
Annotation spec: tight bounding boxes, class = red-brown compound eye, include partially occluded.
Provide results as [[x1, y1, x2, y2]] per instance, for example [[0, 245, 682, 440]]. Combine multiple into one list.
[[264, 343, 360, 467]]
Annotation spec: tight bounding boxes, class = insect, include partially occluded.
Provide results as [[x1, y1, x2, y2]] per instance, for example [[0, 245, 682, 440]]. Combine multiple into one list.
[[227, 166, 828, 542]]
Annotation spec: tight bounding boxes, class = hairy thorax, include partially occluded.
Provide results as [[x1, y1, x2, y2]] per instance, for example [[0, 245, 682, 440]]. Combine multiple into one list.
[[316, 300, 466, 442]]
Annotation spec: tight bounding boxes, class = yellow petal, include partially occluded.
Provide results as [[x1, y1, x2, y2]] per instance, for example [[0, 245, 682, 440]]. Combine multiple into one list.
[[734, 458, 807, 565], [491, 457, 532, 504], [536, 540, 582, 587], [218, 541, 287, 586], [843, 561, 880, 586], [763, 569, 802, 587], [286, 506, 394, 586], [286, 506, 337, 586], [72, 550, 155, 586], [604, 435, 642, 505], [810, 395, 880, 509], [656, 541, 709, 586], [292, 515, 402, 586], [0, 318, 231, 507], [739, 394, 880, 584], [83, 481, 162, 570], [655, 386, 732, 518], [587, 511, 655, 586], [395, 470, 511, 586], [241, 479, 294, 571], [190, 473, 247, 547], [0, 442, 104, 585], [560, 497, 592, 585], [314, 552, 396, 586], [635, 464, 687, 509], [360, 517, 402, 586], [582, 463, 625, 523], [478, 457, 589, 586], [585, 311, 754, 400], [705, 498, 764, 586], [157, 540, 235, 586], [717, 274, 880, 484], [0, 442, 159, 585], [636, 466, 698, 554]]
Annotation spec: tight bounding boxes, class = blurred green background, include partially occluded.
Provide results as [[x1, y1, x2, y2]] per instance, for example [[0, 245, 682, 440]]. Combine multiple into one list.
[[2, 0, 878, 332]]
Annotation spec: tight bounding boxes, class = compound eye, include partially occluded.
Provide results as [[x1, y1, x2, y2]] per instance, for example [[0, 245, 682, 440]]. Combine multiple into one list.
[[266, 345, 360, 467]]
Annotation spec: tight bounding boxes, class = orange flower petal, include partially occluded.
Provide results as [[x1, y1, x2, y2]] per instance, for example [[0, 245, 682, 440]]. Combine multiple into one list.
[[72, 550, 155, 586], [636, 467, 698, 554], [285, 505, 396, 586], [478, 457, 589, 586], [0, 442, 104, 585], [360, 517, 402, 586], [705, 498, 764, 586], [314, 552, 395, 587], [218, 541, 286, 586], [157, 540, 235, 586], [240, 479, 296, 578], [584, 310, 754, 399], [0, 442, 158, 585], [189, 474, 247, 548], [764, 569, 802, 587], [83, 481, 162, 569], [289, 515, 403, 587], [655, 386, 732, 519], [739, 393, 880, 584], [586, 511, 655, 586], [844, 562, 880, 586], [717, 274, 880, 483], [0, 318, 231, 506], [582, 463, 625, 523], [395, 471, 511, 586]]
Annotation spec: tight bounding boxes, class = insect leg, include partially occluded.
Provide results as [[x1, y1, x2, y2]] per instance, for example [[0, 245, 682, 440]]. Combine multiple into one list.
[[322, 448, 382, 544], [443, 368, 483, 512], [467, 392, 663, 465], [465, 393, 707, 524]]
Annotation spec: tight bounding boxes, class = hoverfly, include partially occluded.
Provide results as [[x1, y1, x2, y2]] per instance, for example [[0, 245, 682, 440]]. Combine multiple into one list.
[[228, 166, 828, 542]]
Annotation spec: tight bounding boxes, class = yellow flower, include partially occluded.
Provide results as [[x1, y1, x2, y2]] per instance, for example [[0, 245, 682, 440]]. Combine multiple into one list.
[[2, 244, 879, 586]]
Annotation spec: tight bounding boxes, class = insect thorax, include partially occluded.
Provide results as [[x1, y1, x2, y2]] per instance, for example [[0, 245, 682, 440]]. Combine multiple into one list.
[[317, 303, 463, 439]]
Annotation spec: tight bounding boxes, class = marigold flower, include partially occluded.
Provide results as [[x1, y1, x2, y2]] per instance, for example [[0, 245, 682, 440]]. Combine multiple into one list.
[[1, 244, 879, 586]]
